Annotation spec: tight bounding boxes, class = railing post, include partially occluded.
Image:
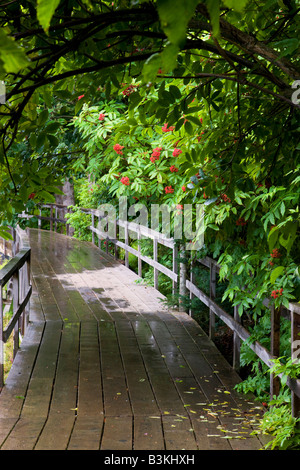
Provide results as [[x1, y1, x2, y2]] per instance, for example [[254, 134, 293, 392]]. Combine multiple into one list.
[[91, 212, 95, 245], [50, 205, 54, 231], [233, 304, 241, 371], [179, 244, 187, 311], [0, 286, 3, 389], [137, 227, 142, 277], [172, 243, 178, 297], [189, 259, 194, 316], [270, 305, 281, 398], [209, 261, 216, 341], [291, 309, 300, 417], [124, 221, 129, 268], [153, 238, 158, 290], [114, 219, 118, 260], [12, 271, 19, 359]]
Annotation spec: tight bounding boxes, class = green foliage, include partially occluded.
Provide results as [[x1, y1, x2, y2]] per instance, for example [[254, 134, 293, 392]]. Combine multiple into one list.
[[0, 0, 300, 445], [260, 402, 300, 450]]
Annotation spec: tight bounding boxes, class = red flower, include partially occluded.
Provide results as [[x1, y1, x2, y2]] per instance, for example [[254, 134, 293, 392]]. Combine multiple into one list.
[[236, 217, 247, 226], [28, 193, 35, 200], [99, 113, 105, 121], [151, 147, 162, 158], [176, 204, 183, 210], [122, 85, 136, 96], [78, 95, 85, 100], [113, 143, 125, 155], [120, 176, 130, 186], [221, 194, 231, 203], [162, 122, 175, 133], [172, 148, 182, 157], [182, 186, 186, 192], [271, 248, 281, 258], [170, 165, 178, 173], [165, 186, 174, 194], [271, 288, 283, 299]]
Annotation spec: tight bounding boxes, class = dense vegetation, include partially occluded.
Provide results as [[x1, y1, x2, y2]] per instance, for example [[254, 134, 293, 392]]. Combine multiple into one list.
[[0, 0, 300, 449]]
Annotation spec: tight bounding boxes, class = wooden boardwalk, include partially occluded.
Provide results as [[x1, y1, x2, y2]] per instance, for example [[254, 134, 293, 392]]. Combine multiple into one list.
[[0, 229, 267, 450]]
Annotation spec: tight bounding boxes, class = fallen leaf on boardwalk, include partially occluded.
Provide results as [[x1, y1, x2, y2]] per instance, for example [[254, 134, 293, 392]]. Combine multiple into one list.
[[189, 410, 197, 414], [207, 434, 221, 437], [139, 378, 145, 382], [70, 407, 78, 411], [164, 411, 170, 414], [184, 391, 194, 394], [149, 416, 160, 419], [224, 391, 231, 394]]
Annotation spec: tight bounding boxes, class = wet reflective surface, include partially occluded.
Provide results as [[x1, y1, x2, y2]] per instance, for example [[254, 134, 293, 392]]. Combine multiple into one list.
[[0, 229, 267, 450]]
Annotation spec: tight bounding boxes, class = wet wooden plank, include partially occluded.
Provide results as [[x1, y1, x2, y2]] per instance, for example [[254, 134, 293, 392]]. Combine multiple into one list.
[[101, 416, 133, 450], [34, 323, 80, 450], [67, 416, 104, 450], [134, 416, 165, 450], [0, 321, 44, 420], [162, 415, 198, 450]]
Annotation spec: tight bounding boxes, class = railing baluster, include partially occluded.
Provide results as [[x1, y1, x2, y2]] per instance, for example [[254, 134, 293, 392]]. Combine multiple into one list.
[[172, 244, 178, 297], [270, 305, 281, 398], [233, 304, 241, 371], [209, 261, 216, 341], [0, 286, 3, 389], [124, 222, 129, 268], [153, 238, 158, 290], [13, 271, 19, 359], [291, 309, 300, 417]]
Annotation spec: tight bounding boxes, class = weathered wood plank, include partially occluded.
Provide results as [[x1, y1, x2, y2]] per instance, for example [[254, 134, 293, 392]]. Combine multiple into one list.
[[34, 322, 80, 450], [101, 416, 133, 450]]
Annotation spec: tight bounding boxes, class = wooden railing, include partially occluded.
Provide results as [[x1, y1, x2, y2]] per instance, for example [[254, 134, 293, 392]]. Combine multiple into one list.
[[0, 228, 32, 388], [26, 203, 300, 417]]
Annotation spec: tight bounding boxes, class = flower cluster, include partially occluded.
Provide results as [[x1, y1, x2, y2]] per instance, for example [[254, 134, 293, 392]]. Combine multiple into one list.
[[150, 147, 162, 163], [170, 165, 178, 173], [271, 248, 281, 258], [99, 113, 105, 121], [162, 122, 175, 133], [120, 176, 130, 186], [165, 186, 174, 194], [113, 143, 124, 155], [172, 148, 182, 157], [78, 94, 85, 100], [271, 288, 283, 298], [236, 217, 247, 226], [221, 193, 231, 203], [122, 85, 136, 96]]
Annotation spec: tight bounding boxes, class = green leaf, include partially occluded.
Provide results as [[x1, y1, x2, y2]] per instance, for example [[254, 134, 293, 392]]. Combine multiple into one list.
[[157, 0, 199, 47], [0, 28, 29, 73], [222, 0, 248, 12], [37, 0, 61, 32], [270, 266, 285, 284], [37, 109, 49, 127], [206, 0, 220, 37], [142, 54, 162, 83]]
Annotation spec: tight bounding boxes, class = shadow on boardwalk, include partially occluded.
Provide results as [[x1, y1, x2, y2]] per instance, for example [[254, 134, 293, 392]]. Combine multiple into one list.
[[0, 229, 268, 450]]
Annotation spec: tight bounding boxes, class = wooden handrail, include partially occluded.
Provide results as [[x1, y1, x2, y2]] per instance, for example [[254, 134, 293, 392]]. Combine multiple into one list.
[[27, 203, 300, 417], [0, 241, 31, 388]]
